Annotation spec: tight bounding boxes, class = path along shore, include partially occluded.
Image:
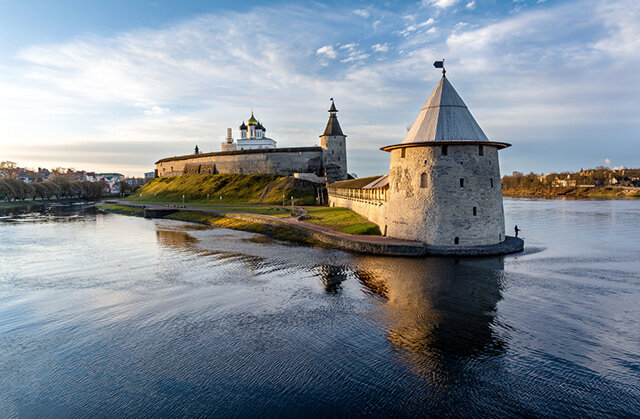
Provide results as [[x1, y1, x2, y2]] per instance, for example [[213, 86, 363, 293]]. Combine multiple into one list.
[[112, 201, 524, 257]]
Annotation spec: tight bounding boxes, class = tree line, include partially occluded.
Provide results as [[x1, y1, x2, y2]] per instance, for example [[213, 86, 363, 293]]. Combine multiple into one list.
[[0, 178, 107, 201]]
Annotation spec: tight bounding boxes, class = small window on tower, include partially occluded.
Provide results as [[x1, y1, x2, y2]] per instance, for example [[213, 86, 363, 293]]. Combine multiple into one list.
[[442, 145, 448, 156], [473, 207, 477, 216], [420, 173, 428, 188], [479, 145, 484, 156], [454, 237, 459, 245], [490, 178, 494, 188], [401, 148, 406, 158], [460, 178, 464, 188]]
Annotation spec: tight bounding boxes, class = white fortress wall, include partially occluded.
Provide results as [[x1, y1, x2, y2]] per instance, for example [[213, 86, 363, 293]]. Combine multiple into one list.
[[327, 194, 387, 228], [383, 144, 505, 246], [156, 148, 324, 178]]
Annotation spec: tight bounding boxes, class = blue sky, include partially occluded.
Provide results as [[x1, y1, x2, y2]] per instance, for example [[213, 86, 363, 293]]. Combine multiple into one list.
[[0, 0, 638, 176]]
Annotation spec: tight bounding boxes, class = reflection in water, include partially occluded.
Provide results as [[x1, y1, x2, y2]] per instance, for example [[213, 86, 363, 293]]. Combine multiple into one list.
[[316, 265, 350, 294], [315, 257, 507, 364], [156, 229, 199, 247], [359, 257, 506, 357]]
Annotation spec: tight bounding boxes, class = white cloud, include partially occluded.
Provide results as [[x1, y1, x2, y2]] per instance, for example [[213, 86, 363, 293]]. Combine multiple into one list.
[[399, 18, 435, 37], [466, 1, 475, 9], [604, 158, 611, 166], [372, 43, 389, 53], [143, 105, 170, 116], [316, 45, 337, 59], [422, 0, 460, 9], [340, 43, 358, 50], [353, 9, 370, 18]]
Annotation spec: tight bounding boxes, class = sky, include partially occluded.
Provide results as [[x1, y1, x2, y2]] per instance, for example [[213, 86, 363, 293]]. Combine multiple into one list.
[[0, 0, 638, 177]]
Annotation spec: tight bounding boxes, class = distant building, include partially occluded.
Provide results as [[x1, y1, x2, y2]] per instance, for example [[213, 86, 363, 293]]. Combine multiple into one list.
[[96, 173, 125, 193], [144, 172, 155, 179], [222, 112, 277, 151], [156, 103, 348, 183]]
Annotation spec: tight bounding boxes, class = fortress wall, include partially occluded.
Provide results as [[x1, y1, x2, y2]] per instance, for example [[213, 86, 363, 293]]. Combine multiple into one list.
[[384, 145, 505, 246], [156, 150, 324, 177], [327, 195, 387, 228]]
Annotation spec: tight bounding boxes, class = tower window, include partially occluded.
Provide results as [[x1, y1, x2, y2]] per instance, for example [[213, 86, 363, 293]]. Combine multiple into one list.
[[460, 178, 464, 188], [479, 145, 484, 156], [420, 173, 428, 188], [473, 207, 477, 216], [454, 237, 459, 245], [401, 148, 406, 158], [442, 145, 448, 156], [490, 178, 494, 188]]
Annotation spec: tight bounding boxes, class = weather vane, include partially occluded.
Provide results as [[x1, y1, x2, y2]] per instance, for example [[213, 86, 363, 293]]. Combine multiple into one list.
[[433, 58, 445, 76]]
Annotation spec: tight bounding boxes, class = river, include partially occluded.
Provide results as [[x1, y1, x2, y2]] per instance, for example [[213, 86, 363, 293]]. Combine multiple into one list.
[[0, 198, 639, 417]]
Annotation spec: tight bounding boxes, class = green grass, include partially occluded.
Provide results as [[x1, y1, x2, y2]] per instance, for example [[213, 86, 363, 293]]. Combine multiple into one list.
[[300, 206, 381, 235], [127, 174, 316, 205], [98, 203, 144, 216], [165, 211, 321, 245], [131, 202, 293, 218]]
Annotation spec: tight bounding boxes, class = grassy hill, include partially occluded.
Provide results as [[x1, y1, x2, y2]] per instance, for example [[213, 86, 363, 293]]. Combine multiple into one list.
[[128, 174, 317, 205]]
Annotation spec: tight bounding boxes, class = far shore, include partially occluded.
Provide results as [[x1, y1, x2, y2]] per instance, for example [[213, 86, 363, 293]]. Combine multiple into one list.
[[502, 186, 640, 199]]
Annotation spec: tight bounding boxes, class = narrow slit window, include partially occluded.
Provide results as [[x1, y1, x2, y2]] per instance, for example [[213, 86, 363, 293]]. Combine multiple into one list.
[[473, 207, 477, 216], [420, 173, 428, 188], [460, 178, 464, 188], [401, 148, 406, 158], [442, 145, 448, 156], [490, 178, 494, 188], [454, 237, 459, 245], [479, 145, 484, 156]]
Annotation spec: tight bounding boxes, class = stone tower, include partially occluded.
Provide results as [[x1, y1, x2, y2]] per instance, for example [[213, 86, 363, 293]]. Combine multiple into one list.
[[320, 99, 348, 183], [380, 70, 510, 246]]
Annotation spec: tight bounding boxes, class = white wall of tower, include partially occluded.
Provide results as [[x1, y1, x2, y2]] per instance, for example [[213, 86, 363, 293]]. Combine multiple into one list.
[[382, 144, 505, 246]]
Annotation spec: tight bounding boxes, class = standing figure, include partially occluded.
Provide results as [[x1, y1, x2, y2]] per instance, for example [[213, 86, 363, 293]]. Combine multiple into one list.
[[514, 225, 521, 238]]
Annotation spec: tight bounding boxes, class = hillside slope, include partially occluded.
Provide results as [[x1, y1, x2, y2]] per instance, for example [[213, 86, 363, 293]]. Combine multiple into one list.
[[129, 174, 318, 205]]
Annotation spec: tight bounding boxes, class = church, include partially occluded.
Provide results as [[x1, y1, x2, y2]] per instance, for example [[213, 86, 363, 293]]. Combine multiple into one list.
[[155, 100, 348, 183]]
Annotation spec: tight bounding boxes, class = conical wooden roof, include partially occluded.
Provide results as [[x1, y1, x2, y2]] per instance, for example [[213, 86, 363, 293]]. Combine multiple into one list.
[[402, 76, 489, 144]]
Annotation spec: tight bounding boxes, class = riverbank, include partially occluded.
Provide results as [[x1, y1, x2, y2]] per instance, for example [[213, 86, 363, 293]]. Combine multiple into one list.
[[0, 198, 101, 209], [502, 186, 640, 198], [99, 202, 523, 256]]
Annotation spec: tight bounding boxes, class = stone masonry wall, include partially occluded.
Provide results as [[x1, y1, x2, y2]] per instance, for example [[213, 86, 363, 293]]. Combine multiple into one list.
[[320, 135, 348, 181], [327, 195, 387, 229], [383, 144, 505, 246], [156, 150, 324, 178]]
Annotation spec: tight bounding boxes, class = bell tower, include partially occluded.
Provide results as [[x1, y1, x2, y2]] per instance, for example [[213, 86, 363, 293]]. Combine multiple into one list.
[[320, 99, 348, 182]]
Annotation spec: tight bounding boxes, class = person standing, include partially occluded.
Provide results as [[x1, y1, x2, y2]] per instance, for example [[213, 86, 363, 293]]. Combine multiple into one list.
[[514, 225, 521, 238]]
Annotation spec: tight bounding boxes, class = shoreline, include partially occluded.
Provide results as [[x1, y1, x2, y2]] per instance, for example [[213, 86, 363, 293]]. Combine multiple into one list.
[[99, 202, 524, 257], [502, 187, 640, 200]]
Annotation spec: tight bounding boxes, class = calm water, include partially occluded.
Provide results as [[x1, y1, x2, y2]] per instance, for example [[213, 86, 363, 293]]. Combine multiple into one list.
[[0, 199, 639, 417]]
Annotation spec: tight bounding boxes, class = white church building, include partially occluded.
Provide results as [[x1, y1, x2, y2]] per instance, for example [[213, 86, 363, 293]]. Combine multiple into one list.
[[221, 112, 277, 151]]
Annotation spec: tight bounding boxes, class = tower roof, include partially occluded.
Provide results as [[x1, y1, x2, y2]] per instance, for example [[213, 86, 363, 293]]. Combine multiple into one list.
[[247, 112, 258, 126], [321, 99, 345, 137], [239, 121, 247, 130], [402, 75, 489, 144]]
